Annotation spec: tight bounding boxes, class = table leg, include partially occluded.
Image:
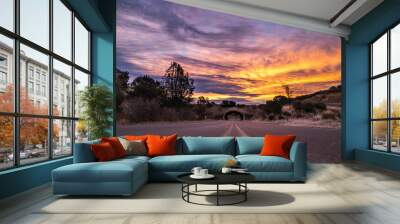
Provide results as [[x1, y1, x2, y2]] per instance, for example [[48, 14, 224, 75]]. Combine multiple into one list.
[[217, 184, 219, 206], [245, 183, 247, 201]]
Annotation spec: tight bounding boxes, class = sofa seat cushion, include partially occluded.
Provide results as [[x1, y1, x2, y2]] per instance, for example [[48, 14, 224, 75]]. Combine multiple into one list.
[[236, 155, 293, 172], [53, 159, 147, 183], [149, 154, 235, 172], [117, 155, 150, 162]]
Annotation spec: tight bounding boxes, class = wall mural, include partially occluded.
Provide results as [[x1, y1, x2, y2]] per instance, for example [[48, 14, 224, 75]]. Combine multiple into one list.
[[116, 0, 342, 163]]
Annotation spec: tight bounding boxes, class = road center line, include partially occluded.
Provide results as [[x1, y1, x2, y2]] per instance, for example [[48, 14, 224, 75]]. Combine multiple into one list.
[[223, 123, 234, 136], [234, 123, 248, 136]]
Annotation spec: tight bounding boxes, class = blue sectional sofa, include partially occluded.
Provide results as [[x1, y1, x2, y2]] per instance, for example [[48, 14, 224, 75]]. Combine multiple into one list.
[[52, 137, 307, 196]]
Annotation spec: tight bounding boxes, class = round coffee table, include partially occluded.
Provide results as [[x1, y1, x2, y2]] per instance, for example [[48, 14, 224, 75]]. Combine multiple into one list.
[[177, 173, 255, 206]]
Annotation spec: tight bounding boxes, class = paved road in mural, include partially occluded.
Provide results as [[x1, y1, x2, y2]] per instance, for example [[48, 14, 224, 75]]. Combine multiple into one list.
[[117, 120, 340, 163]]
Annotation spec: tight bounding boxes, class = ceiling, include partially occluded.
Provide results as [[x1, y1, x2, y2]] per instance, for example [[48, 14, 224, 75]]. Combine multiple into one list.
[[166, 0, 384, 38]]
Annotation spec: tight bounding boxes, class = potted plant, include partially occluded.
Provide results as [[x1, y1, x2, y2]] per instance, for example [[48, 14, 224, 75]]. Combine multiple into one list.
[[79, 84, 113, 140]]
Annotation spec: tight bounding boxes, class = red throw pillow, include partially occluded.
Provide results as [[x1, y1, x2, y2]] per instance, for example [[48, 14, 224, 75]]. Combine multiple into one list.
[[91, 142, 117, 161], [260, 134, 296, 159], [146, 134, 177, 157], [101, 137, 127, 158]]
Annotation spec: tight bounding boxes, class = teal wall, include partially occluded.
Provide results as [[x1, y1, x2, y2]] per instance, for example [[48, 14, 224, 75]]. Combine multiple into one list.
[[0, 158, 72, 199], [0, 0, 116, 200], [344, 0, 400, 170], [92, 31, 115, 135]]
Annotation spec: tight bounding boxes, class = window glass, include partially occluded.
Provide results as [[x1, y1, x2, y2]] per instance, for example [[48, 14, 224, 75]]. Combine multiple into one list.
[[53, 119, 72, 157], [0, 116, 14, 170], [53, 0, 72, 60], [372, 121, 388, 151], [391, 72, 400, 118], [0, 35, 14, 112], [74, 18, 89, 70], [20, 44, 49, 115], [74, 69, 89, 118], [391, 24, 400, 70], [20, 0, 49, 49], [0, 0, 14, 31], [372, 76, 387, 119], [20, 117, 49, 165], [372, 33, 387, 76], [75, 120, 88, 143], [53, 59, 72, 117], [391, 120, 400, 153]]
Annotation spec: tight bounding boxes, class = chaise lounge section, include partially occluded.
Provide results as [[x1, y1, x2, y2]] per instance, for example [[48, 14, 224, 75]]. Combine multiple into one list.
[[52, 137, 307, 196]]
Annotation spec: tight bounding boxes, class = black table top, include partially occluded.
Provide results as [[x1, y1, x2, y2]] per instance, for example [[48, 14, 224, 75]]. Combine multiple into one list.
[[177, 172, 255, 185]]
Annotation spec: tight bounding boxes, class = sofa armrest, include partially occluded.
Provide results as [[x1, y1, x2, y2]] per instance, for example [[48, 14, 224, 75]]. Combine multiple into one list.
[[73, 140, 100, 163], [289, 141, 307, 181]]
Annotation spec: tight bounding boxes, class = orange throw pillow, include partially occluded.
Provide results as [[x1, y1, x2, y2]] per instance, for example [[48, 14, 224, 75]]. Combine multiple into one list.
[[260, 134, 296, 159], [146, 134, 177, 157], [101, 137, 127, 158], [91, 142, 117, 161]]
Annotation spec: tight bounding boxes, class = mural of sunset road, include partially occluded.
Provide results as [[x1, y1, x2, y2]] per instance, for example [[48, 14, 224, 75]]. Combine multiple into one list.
[[117, 0, 341, 103], [116, 0, 342, 163]]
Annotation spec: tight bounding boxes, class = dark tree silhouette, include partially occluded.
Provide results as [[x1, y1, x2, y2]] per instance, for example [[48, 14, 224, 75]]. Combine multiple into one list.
[[162, 62, 194, 107], [195, 96, 211, 120], [130, 75, 164, 99], [282, 84, 293, 99], [116, 69, 130, 109], [221, 100, 236, 107]]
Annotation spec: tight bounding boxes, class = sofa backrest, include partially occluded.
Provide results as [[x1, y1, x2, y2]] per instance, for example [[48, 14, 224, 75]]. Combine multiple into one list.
[[73, 139, 100, 163], [235, 137, 264, 155], [74, 136, 270, 162], [180, 137, 235, 155]]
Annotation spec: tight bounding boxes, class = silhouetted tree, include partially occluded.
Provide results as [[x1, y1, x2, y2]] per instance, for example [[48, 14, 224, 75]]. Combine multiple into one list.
[[195, 96, 211, 120], [197, 96, 210, 106], [116, 69, 130, 110], [272, 95, 290, 105], [130, 75, 164, 100], [221, 100, 236, 107], [162, 62, 194, 107], [282, 84, 293, 99]]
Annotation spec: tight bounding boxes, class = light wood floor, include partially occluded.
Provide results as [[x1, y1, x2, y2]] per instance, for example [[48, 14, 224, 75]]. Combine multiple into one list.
[[1, 162, 400, 224]]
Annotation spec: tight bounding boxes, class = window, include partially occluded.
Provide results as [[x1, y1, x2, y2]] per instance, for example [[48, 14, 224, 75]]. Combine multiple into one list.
[[0, 116, 13, 170], [370, 23, 400, 153], [0, 0, 14, 32], [53, 119, 72, 158], [20, 117, 49, 165], [0, 71, 7, 85], [42, 85, 46, 97], [36, 84, 40, 95], [0, 34, 14, 113], [0, 54, 7, 88], [28, 81, 34, 94], [28, 67, 34, 80], [20, 0, 49, 49], [35, 70, 41, 81], [53, 59, 72, 117], [75, 17, 90, 70], [53, 0, 72, 60], [74, 69, 89, 118], [0, 55, 7, 67], [0, 0, 91, 170]]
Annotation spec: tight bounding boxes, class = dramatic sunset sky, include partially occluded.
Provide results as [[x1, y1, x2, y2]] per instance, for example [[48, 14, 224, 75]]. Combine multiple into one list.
[[117, 0, 341, 104]]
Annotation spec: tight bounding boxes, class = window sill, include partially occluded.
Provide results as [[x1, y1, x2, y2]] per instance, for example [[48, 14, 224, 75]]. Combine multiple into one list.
[[0, 156, 72, 176]]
